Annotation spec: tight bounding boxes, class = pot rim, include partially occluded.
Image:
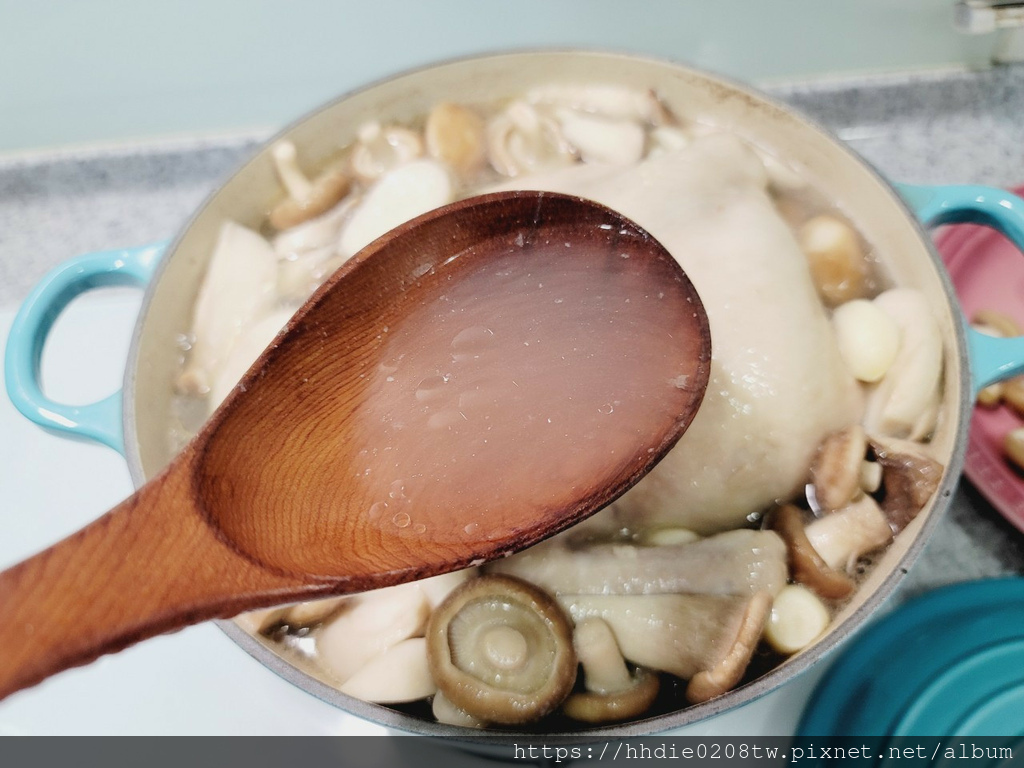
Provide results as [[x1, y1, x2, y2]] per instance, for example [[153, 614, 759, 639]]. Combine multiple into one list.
[[122, 47, 973, 739]]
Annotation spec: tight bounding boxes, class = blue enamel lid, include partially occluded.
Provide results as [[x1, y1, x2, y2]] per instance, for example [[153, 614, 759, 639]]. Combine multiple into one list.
[[798, 578, 1024, 738]]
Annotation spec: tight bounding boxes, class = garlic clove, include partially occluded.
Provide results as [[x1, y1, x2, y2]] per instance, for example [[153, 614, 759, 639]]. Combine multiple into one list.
[[425, 102, 487, 176], [764, 584, 830, 654], [832, 298, 900, 383], [798, 215, 868, 306]]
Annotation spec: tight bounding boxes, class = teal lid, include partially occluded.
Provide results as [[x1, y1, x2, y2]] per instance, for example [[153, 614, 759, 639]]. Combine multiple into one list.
[[798, 578, 1024, 738]]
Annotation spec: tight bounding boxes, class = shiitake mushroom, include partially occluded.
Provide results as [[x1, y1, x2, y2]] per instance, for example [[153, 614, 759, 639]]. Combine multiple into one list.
[[425, 574, 577, 725]]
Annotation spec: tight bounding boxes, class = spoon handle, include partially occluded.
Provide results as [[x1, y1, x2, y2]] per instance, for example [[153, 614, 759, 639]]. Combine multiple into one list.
[[0, 456, 314, 701]]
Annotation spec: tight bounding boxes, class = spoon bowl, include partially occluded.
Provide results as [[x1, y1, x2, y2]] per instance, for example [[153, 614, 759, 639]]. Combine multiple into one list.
[[0, 191, 711, 700]]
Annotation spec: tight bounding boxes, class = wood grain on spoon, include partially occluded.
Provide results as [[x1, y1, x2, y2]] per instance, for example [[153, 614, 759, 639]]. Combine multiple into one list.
[[0, 191, 711, 700]]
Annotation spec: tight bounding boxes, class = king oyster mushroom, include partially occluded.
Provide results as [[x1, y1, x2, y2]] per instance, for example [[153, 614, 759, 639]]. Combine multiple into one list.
[[560, 592, 771, 704], [339, 637, 437, 704], [864, 288, 944, 441], [316, 583, 430, 685], [426, 575, 577, 725], [487, 529, 787, 598], [554, 108, 646, 166], [268, 141, 351, 230], [562, 618, 660, 724], [207, 306, 294, 412], [177, 221, 279, 397], [338, 158, 453, 258]]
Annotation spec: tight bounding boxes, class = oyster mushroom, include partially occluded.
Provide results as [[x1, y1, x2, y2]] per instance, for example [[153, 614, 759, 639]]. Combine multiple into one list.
[[870, 436, 944, 532], [562, 618, 660, 724], [339, 638, 437, 704], [486, 101, 576, 177], [268, 141, 351, 230], [486, 529, 787, 598], [764, 584, 830, 654], [555, 108, 646, 166], [273, 194, 360, 259], [797, 214, 868, 306], [864, 289, 944, 441], [770, 504, 855, 599], [804, 495, 893, 574], [425, 102, 486, 176], [426, 575, 576, 725], [810, 425, 868, 512], [349, 121, 424, 184], [559, 592, 771, 704], [207, 306, 294, 412], [338, 158, 453, 258]]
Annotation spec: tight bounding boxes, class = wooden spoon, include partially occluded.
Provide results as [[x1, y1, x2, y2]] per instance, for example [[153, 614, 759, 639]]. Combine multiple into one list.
[[0, 191, 711, 700]]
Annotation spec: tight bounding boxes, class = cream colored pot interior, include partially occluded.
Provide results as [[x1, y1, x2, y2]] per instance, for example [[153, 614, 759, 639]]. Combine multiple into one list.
[[123, 51, 969, 735]]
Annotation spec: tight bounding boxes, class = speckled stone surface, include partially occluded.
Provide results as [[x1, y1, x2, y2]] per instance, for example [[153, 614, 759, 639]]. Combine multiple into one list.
[[1, 65, 1022, 598]]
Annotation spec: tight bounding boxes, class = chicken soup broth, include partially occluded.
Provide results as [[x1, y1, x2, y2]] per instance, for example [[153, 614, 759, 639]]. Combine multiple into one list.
[[175, 84, 945, 728]]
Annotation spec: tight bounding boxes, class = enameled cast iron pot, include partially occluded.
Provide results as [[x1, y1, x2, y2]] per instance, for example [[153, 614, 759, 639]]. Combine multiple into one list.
[[8, 51, 1024, 738]]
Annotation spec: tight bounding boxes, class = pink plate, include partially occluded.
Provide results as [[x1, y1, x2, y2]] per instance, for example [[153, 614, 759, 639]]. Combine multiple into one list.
[[936, 190, 1024, 535]]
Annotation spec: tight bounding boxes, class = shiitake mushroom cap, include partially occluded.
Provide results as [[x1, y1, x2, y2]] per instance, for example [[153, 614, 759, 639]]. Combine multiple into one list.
[[426, 574, 577, 725]]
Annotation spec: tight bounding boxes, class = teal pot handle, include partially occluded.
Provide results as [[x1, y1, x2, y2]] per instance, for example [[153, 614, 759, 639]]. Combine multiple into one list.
[[3, 243, 164, 454], [898, 183, 1024, 393]]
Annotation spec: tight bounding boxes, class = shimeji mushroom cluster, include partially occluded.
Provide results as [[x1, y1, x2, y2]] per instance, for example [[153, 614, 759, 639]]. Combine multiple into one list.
[[182, 83, 947, 728]]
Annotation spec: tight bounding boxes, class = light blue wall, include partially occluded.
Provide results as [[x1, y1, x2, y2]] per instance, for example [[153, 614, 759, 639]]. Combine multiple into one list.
[[0, 0, 989, 154]]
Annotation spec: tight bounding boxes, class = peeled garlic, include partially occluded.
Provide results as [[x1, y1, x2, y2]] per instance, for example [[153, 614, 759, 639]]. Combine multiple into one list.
[[764, 585, 830, 654], [832, 298, 900, 383], [798, 215, 868, 306], [425, 102, 486, 176]]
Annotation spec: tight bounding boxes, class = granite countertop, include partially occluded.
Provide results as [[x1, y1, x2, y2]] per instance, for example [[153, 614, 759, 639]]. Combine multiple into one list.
[[1, 62, 1022, 596]]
